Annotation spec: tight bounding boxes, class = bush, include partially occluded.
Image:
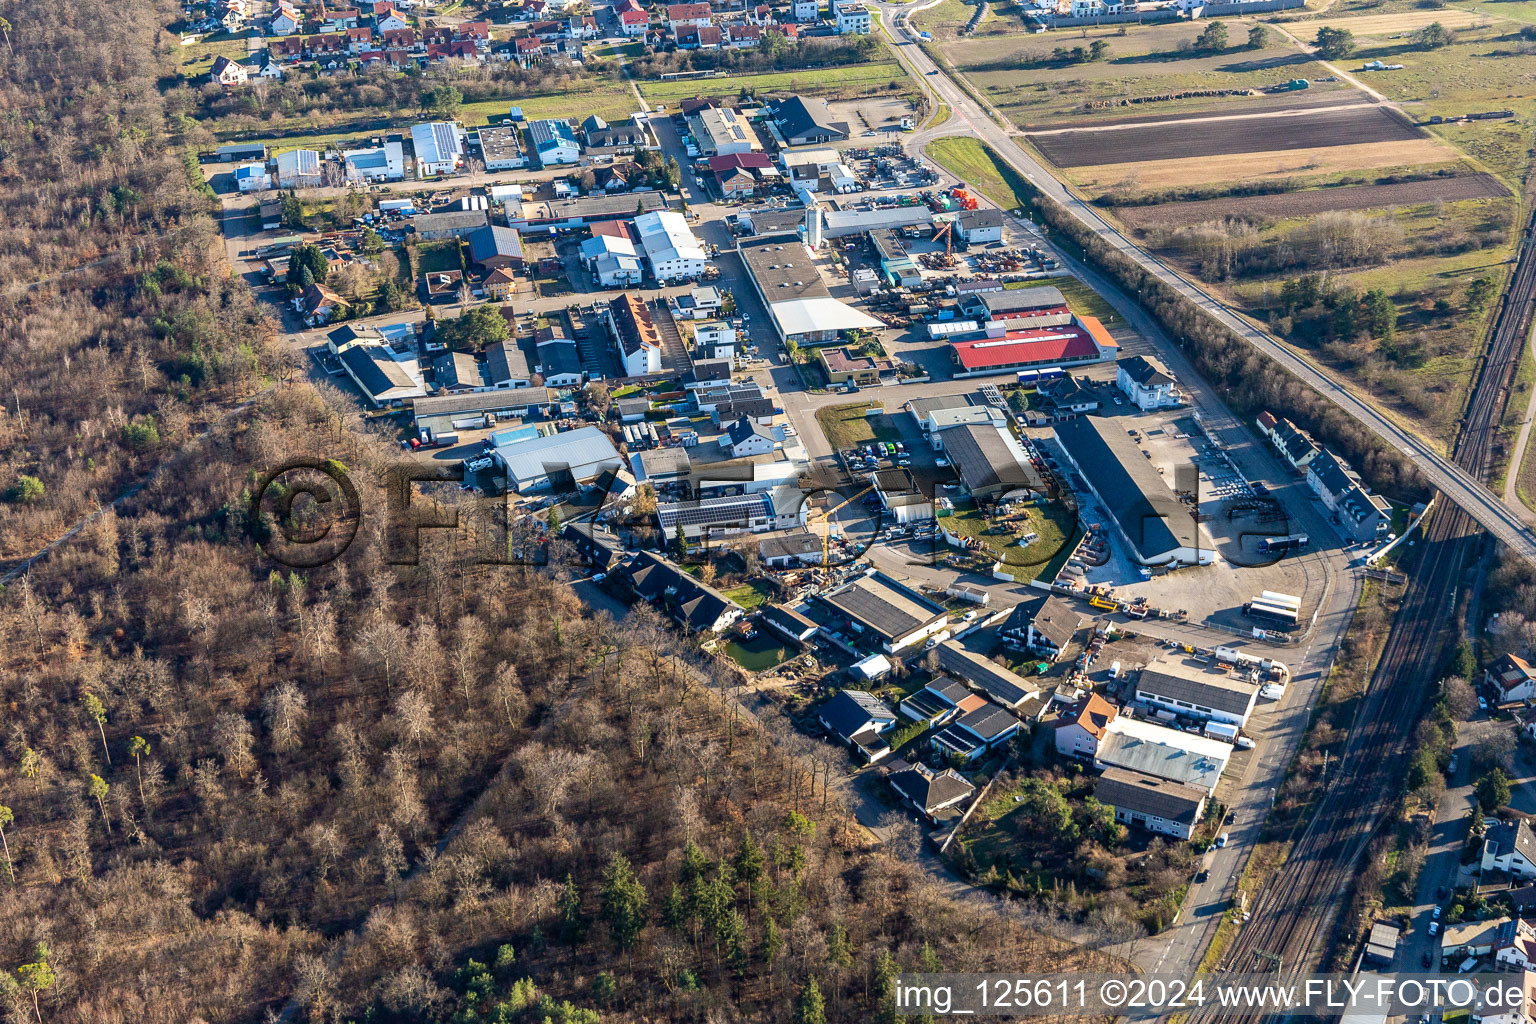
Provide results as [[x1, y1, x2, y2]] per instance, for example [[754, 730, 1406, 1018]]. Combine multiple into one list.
[[4, 475, 44, 503]]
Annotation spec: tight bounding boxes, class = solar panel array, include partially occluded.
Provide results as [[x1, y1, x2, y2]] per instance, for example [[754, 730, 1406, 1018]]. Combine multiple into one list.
[[657, 495, 769, 530]]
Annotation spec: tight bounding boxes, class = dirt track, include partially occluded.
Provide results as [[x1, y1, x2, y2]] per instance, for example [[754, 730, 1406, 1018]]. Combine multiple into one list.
[[1029, 104, 1426, 168], [1115, 173, 1510, 228]]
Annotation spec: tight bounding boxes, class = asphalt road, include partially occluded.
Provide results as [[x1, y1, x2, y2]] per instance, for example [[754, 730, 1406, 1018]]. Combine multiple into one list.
[[873, 0, 1536, 565]]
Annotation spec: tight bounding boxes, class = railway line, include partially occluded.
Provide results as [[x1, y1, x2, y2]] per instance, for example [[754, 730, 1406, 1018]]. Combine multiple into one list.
[[1199, 203, 1536, 1017]]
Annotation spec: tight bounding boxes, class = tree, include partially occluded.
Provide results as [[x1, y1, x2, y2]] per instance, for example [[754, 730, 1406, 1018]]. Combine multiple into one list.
[[557, 873, 587, 944], [89, 774, 112, 834], [793, 978, 826, 1024], [286, 243, 329, 289], [1441, 677, 1476, 721], [1362, 288, 1397, 342], [281, 190, 305, 230], [360, 227, 387, 255], [1195, 20, 1227, 50], [4, 475, 44, 503], [439, 305, 509, 350], [1448, 639, 1478, 681], [1089, 39, 1111, 60], [600, 852, 650, 955], [16, 943, 55, 1024], [583, 381, 612, 418], [426, 83, 463, 119], [1313, 25, 1354, 57], [0, 804, 14, 884], [1416, 21, 1452, 48], [129, 736, 151, 808], [83, 692, 111, 766], [1476, 768, 1511, 812], [377, 279, 405, 313], [1466, 277, 1496, 312], [1247, 23, 1269, 48]]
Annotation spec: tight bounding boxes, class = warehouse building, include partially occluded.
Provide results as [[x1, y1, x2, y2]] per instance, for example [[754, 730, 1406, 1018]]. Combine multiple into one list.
[[687, 106, 763, 157], [633, 210, 708, 283], [656, 487, 807, 540], [274, 148, 322, 188], [935, 422, 1044, 499], [738, 233, 882, 347], [412, 210, 488, 241], [1054, 416, 1216, 567], [534, 328, 584, 387], [411, 122, 466, 177], [936, 640, 1040, 710], [476, 125, 527, 170], [337, 344, 426, 406], [528, 118, 581, 166], [949, 315, 1119, 377], [412, 388, 553, 435], [817, 570, 950, 653], [1094, 716, 1230, 793], [1135, 657, 1260, 728], [872, 468, 933, 524], [341, 141, 404, 182], [490, 424, 622, 493], [768, 95, 850, 146], [959, 285, 1069, 324]]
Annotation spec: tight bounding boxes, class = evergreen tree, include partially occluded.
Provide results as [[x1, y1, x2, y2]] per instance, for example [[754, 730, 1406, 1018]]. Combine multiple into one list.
[[558, 873, 587, 945], [600, 852, 650, 955], [793, 978, 827, 1024]]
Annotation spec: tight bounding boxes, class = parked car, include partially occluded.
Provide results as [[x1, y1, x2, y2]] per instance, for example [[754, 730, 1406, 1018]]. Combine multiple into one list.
[[1216, 832, 1229, 848], [1432, 906, 1442, 920]]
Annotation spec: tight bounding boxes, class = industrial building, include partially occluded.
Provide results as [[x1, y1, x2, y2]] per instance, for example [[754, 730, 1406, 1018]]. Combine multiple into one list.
[[337, 344, 426, 406], [768, 94, 850, 146], [341, 141, 404, 182], [411, 122, 465, 177], [816, 570, 950, 653], [632, 210, 708, 283], [1306, 448, 1392, 542], [476, 125, 527, 170], [737, 233, 882, 347], [936, 640, 1039, 710], [274, 148, 322, 188], [411, 388, 553, 436], [871, 467, 934, 523], [490, 424, 622, 493], [948, 315, 1119, 376], [656, 487, 807, 540], [960, 285, 1069, 323], [1135, 657, 1260, 728], [934, 422, 1044, 499], [872, 230, 920, 287], [1093, 716, 1231, 793], [1054, 416, 1217, 567], [687, 106, 764, 157], [528, 119, 581, 166]]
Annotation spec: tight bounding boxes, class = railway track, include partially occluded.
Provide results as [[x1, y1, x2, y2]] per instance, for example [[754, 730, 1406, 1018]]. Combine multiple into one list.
[[1199, 205, 1536, 1019]]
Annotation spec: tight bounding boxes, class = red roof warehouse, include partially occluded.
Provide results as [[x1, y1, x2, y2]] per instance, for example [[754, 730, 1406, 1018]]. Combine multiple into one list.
[[950, 315, 1119, 376]]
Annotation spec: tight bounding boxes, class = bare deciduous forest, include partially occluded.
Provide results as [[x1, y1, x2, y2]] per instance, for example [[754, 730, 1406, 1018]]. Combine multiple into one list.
[[0, 4, 1121, 1021]]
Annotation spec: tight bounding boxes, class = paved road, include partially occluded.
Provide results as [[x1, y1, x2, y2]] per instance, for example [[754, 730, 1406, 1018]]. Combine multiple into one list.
[[874, 0, 1536, 566]]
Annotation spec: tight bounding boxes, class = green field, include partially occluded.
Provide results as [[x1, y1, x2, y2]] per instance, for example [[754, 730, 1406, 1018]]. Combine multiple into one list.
[[637, 62, 914, 107], [944, 498, 1080, 584], [815, 403, 899, 450], [178, 35, 252, 77], [723, 579, 776, 610], [723, 632, 793, 670], [926, 137, 1036, 213]]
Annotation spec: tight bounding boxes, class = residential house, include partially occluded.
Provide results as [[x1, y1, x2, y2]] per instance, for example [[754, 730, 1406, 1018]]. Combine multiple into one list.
[[581, 232, 644, 287], [346, 25, 376, 50], [693, 320, 738, 360], [608, 294, 663, 376], [623, 550, 743, 633], [1484, 819, 1536, 881], [1487, 653, 1536, 705], [375, 7, 410, 31], [269, 36, 305, 59], [930, 703, 1020, 762], [595, 161, 644, 192], [677, 24, 722, 47], [725, 23, 762, 46], [888, 763, 976, 824], [1026, 596, 1081, 661], [210, 55, 249, 85], [666, 1, 713, 31], [1442, 917, 1528, 963], [615, 0, 650, 34], [817, 689, 899, 763], [380, 26, 416, 47], [270, 2, 303, 34], [1038, 375, 1100, 418], [586, 123, 653, 154], [899, 676, 977, 726], [956, 208, 1004, 244], [1305, 448, 1391, 542], [254, 54, 285, 78], [568, 14, 599, 36], [294, 283, 346, 325], [1053, 693, 1118, 759], [708, 152, 775, 198], [1497, 932, 1536, 971], [1116, 354, 1178, 411], [1255, 411, 1320, 472], [792, 0, 819, 19], [935, 641, 1040, 711], [1094, 768, 1207, 841], [483, 268, 518, 301], [720, 415, 781, 457], [834, 0, 870, 33]]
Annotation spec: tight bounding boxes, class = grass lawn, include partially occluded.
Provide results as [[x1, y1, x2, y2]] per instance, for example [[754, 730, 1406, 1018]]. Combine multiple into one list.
[[723, 579, 775, 610], [926, 137, 1036, 213], [1048, 274, 1121, 324], [723, 632, 794, 671], [815, 402, 900, 450], [638, 62, 915, 107], [178, 35, 251, 77], [415, 241, 464, 275], [944, 498, 1081, 583]]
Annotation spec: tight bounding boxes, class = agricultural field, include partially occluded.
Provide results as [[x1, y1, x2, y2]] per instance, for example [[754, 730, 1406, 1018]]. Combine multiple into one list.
[[942, 19, 1354, 127], [1114, 172, 1508, 229], [636, 61, 914, 107], [1066, 137, 1460, 190], [1029, 104, 1424, 167]]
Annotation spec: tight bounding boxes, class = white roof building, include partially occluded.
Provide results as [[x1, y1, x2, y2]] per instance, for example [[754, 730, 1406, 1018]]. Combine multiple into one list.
[[492, 425, 622, 493], [274, 149, 322, 187], [411, 122, 466, 178], [1093, 716, 1232, 793], [633, 210, 708, 283], [768, 296, 883, 345]]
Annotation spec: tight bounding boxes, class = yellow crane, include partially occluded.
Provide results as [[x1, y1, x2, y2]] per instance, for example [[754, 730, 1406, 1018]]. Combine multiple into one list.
[[815, 484, 875, 565]]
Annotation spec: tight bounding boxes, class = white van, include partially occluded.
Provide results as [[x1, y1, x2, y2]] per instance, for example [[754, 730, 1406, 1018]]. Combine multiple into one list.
[[1216, 832, 1229, 848]]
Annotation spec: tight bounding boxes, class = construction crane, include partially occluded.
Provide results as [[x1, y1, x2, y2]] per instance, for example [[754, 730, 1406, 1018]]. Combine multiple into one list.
[[932, 218, 954, 256], [815, 484, 874, 565]]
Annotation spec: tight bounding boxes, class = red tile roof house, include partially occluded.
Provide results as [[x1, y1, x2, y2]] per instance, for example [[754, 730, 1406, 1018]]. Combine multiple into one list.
[[677, 23, 721, 47], [1486, 653, 1536, 705], [667, 1, 713, 30], [615, 0, 650, 35], [270, 35, 306, 58], [345, 25, 374, 49], [457, 20, 492, 46], [725, 22, 761, 45]]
